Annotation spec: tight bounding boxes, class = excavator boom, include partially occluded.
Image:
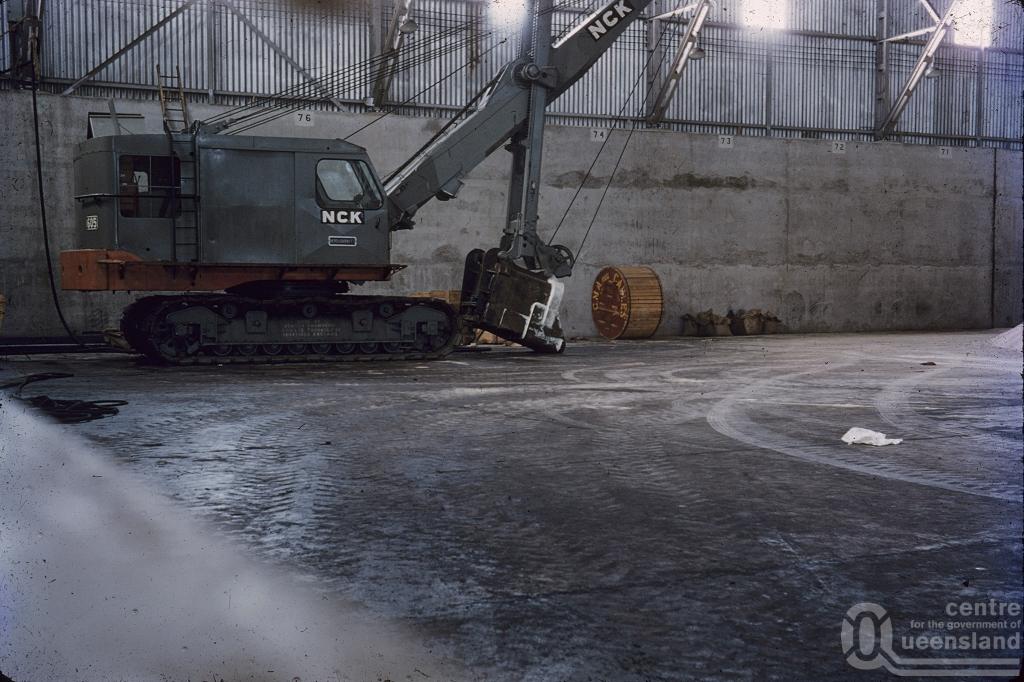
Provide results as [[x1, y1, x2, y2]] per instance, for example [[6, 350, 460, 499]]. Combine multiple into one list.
[[385, 0, 654, 229]]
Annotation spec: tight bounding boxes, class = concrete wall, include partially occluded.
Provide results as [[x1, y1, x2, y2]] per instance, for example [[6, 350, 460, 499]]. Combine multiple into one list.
[[1, 89, 1021, 339], [993, 149, 1024, 329]]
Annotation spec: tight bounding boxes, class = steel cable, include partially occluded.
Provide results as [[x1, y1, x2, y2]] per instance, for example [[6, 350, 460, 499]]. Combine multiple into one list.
[[226, 29, 491, 133], [228, 30, 491, 133], [207, 19, 490, 130], [0, 373, 128, 424], [547, 4, 683, 246]]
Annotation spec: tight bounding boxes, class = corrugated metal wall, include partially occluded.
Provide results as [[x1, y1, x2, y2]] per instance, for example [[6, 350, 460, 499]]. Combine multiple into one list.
[[2, 0, 1020, 148]]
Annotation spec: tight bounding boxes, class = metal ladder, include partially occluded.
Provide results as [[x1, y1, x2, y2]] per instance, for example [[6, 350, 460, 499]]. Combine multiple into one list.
[[156, 65, 199, 262], [155, 64, 191, 133]]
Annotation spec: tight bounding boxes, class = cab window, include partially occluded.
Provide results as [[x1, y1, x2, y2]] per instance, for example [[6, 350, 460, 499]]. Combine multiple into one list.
[[316, 159, 382, 210], [119, 155, 181, 218]]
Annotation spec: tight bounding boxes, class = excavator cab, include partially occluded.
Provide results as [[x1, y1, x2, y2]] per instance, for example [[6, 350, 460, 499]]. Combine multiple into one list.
[[69, 133, 393, 273]]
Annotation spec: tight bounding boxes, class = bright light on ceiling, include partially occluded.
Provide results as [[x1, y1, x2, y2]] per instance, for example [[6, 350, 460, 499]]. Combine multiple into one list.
[[488, 0, 527, 31], [739, 0, 786, 30], [951, 0, 994, 47]]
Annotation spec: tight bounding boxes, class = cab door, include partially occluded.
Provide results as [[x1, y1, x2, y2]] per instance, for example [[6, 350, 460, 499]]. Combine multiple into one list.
[[294, 153, 390, 266]]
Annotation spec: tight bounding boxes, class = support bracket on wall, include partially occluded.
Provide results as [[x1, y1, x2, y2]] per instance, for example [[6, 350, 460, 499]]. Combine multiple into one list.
[[646, 0, 711, 125], [370, 0, 414, 109], [644, 0, 667, 120], [873, 0, 891, 131], [6, 0, 44, 83], [874, 0, 959, 140]]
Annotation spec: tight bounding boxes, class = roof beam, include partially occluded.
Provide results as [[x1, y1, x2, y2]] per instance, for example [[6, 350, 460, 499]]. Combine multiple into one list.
[[881, 25, 937, 43], [647, 0, 711, 124], [62, 0, 195, 96], [225, 1, 345, 111], [918, 0, 941, 23], [874, 0, 958, 140]]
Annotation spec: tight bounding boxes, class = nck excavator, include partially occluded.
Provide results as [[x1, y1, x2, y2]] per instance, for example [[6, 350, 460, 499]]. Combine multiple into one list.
[[60, 0, 656, 364]]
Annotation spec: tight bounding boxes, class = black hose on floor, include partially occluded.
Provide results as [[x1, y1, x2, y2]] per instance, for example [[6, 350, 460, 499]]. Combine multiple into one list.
[[1, 373, 128, 423]]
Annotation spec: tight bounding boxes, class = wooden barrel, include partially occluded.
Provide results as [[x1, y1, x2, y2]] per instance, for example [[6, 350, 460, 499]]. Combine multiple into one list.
[[591, 266, 663, 339]]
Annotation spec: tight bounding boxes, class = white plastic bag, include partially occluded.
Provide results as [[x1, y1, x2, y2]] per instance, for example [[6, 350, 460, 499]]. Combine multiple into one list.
[[841, 427, 903, 446]]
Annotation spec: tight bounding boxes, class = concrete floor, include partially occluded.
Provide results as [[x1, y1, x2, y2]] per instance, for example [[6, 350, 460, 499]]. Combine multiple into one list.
[[1, 331, 1021, 681]]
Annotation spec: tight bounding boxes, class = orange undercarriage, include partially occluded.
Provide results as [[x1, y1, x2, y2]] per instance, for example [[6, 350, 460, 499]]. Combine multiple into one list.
[[60, 250, 405, 292]]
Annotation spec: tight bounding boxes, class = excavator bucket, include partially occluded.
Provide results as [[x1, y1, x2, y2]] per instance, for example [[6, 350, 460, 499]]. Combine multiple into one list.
[[459, 248, 566, 353]]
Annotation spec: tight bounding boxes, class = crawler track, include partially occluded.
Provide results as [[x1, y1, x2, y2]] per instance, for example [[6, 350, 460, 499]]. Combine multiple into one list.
[[121, 294, 460, 365]]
